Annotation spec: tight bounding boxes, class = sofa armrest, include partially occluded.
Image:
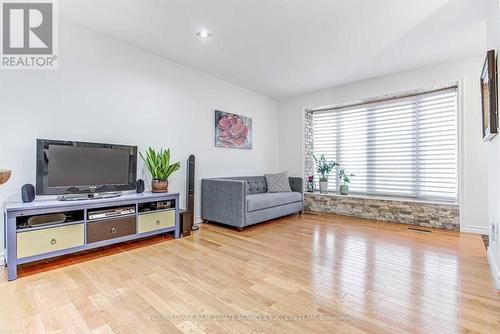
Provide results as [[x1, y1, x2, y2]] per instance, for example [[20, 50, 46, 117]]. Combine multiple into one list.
[[201, 179, 247, 227], [289, 177, 304, 195]]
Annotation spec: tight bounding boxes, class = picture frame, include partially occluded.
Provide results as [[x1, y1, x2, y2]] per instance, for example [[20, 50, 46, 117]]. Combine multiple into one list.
[[215, 110, 253, 149], [481, 49, 498, 142]]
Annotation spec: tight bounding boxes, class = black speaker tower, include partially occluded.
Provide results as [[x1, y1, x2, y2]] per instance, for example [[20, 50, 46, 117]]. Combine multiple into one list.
[[187, 155, 198, 231]]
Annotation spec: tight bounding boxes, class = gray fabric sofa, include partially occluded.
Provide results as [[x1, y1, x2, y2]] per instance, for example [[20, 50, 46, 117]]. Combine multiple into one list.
[[201, 176, 303, 230]]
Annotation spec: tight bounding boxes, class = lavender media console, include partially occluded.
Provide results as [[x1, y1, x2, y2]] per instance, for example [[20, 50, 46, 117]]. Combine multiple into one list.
[[3, 192, 180, 281]]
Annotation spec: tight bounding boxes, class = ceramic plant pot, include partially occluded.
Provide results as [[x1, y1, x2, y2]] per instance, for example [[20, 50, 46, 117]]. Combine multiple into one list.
[[151, 180, 168, 193], [340, 184, 349, 195], [319, 181, 329, 194], [307, 181, 314, 192]]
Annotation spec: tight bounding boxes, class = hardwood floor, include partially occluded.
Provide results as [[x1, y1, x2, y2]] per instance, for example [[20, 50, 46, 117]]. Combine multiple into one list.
[[1, 213, 500, 333], [16, 234, 174, 278]]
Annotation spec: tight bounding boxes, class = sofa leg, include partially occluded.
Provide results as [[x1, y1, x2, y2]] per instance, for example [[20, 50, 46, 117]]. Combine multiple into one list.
[[237, 227, 244, 232], [299, 211, 303, 214]]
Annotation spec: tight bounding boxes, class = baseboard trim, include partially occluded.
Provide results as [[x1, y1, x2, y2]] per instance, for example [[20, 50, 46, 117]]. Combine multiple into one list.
[[0, 251, 4, 266], [487, 247, 500, 291], [460, 225, 489, 235]]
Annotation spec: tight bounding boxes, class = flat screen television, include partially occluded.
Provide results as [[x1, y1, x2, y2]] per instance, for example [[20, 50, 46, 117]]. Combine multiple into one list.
[[36, 139, 138, 195]]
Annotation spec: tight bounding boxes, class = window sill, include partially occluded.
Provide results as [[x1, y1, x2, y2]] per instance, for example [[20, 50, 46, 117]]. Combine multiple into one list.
[[304, 191, 458, 206]]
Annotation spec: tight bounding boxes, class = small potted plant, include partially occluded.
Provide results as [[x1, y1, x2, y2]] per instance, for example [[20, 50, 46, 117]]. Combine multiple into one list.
[[140, 147, 181, 193], [313, 154, 336, 194], [306, 175, 314, 192], [339, 169, 354, 195]]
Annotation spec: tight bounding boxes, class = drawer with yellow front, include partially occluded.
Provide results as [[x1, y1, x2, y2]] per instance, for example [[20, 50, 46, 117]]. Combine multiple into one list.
[[138, 210, 175, 233], [17, 223, 84, 258]]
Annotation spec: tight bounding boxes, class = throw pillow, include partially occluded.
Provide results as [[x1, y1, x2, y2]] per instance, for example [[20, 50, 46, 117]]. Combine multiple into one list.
[[265, 172, 292, 193]]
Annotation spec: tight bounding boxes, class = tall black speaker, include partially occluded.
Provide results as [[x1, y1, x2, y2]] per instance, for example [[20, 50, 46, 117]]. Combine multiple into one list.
[[186, 154, 198, 231]]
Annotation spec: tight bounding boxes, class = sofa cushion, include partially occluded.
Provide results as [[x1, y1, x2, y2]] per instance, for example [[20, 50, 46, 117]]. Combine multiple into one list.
[[265, 172, 292, 193], [244, 176, 268, 194], [247, 192, 302, 212]]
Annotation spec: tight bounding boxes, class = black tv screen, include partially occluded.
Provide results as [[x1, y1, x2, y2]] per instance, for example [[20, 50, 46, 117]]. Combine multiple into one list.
[[36, 139, 137, 195]]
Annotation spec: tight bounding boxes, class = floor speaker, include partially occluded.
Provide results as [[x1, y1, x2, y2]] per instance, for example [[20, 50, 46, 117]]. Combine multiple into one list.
[[186, 154, 197, 231]]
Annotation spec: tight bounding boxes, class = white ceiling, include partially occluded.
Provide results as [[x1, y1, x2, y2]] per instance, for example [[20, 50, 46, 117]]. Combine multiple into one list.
[[61, 0, 488, 99]]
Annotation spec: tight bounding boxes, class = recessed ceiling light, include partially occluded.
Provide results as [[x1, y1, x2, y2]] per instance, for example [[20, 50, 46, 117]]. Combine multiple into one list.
[[196, 30, 212, 39]]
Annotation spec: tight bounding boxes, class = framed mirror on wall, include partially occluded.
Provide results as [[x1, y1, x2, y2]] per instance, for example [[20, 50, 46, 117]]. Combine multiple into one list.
[[481, 49, 498, 142], [0, 169, 11, 186]]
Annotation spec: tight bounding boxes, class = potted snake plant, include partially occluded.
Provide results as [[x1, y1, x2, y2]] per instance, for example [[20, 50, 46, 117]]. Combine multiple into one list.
[[339, 169, 354, 195], [140, 147, 181, 193], [314, 154, 337, 193]]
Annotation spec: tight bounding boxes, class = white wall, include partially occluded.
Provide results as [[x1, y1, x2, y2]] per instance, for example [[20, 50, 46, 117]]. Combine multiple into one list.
[[486, 0, 500, 290], [278, 56, 488, 233], [0, 20, 279, 253]]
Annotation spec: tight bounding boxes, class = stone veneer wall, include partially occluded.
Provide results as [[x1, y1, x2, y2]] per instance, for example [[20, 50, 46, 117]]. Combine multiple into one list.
[[304, 192, 460, 231], [304, 110, 314, 188]]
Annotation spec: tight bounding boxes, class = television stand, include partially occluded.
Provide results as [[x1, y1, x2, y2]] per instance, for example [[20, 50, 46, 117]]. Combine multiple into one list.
[[57, 191, 122, 201], [4, 192, 180, 280]]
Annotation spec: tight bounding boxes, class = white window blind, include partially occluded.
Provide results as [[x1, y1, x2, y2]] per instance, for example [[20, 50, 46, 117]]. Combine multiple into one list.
[[312, 87, 458, 202]]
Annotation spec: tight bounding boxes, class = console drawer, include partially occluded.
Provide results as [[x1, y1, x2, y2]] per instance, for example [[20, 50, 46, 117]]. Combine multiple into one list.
[[87, 216, 136, 243], [138, 210, 175, 233], [17, 223, 84, 258]]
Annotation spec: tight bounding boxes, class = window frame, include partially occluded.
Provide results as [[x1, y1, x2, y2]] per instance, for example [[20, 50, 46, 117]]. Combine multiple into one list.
[[309, 86, 459, 203]]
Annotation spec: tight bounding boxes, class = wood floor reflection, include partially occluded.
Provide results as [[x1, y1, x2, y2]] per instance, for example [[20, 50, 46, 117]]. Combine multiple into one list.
[[1, 213, 499, 333]]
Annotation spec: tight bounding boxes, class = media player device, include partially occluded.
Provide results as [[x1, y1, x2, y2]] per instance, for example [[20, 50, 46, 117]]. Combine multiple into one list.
[[87, 206, 136, 221], [151, 200, 173, 210], [58, 191, 122, 201]]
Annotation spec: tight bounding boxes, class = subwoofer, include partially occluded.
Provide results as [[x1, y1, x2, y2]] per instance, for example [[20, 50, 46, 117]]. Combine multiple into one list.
[[180, 209, 191, 236], [186, 154, 197, 232]]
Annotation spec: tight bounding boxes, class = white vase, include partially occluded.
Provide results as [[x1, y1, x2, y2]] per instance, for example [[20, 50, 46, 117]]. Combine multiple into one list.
[[319, 181, 329, 193]]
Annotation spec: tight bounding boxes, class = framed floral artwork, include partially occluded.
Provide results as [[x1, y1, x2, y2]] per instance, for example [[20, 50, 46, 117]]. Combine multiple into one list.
[[215, 110, 252, 149]]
